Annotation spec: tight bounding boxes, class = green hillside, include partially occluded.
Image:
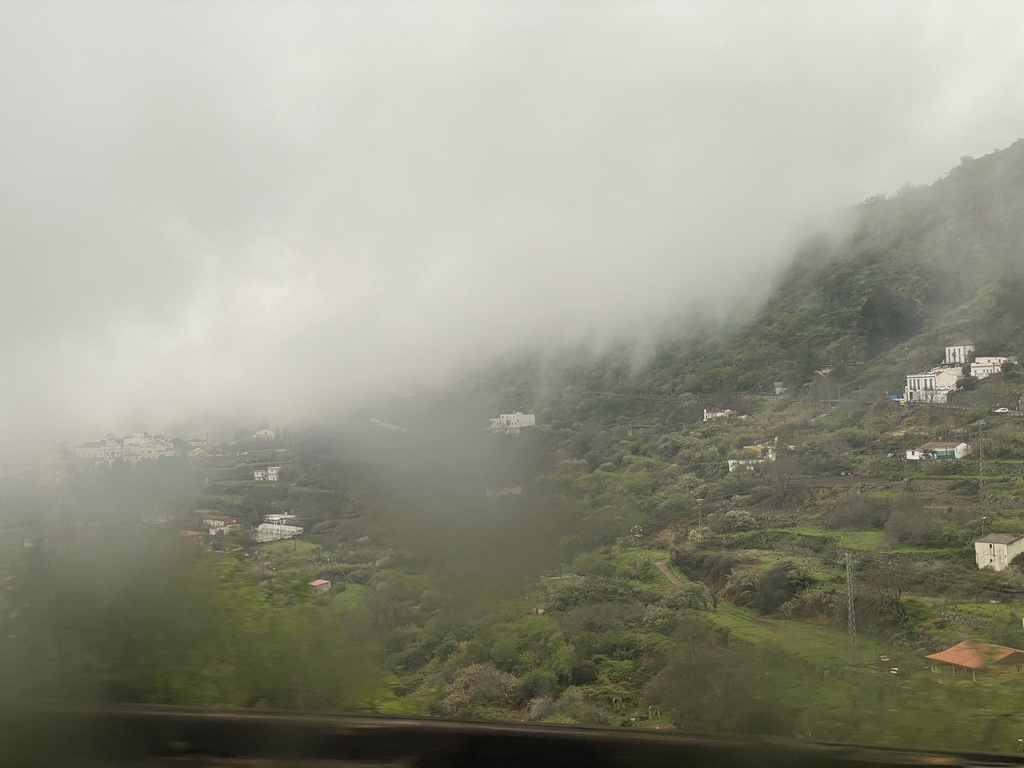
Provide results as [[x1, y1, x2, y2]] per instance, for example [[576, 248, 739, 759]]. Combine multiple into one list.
[[9, 139, 1024, 752]]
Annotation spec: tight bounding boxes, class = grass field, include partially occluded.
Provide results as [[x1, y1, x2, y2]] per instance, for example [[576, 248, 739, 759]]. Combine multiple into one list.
[[330, 582, 371, 611], [257, 538, 320, 569], [780, 525, 946, 553]]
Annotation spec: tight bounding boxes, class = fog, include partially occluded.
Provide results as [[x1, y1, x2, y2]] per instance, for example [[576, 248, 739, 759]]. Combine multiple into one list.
[[2, 1, 1024, 449]]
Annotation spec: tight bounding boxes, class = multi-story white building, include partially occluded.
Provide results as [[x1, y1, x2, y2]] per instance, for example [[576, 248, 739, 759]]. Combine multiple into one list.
[[944, 344, 975, 366], [904, 367, 963, 403], [975, 533, 1024, 571], [488, 412, 537, 434], [972, 356, 1014, 379], [74, 434, 124, 461]]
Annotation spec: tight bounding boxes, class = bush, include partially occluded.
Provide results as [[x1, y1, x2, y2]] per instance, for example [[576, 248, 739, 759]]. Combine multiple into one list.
[[707, 510, 757, 533], [780, 588, 838, 624], [441, 664, 518, 716]]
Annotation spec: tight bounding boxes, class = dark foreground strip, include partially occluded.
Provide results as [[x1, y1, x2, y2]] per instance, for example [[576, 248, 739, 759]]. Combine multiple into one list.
[[0, 704, 1019, 768]]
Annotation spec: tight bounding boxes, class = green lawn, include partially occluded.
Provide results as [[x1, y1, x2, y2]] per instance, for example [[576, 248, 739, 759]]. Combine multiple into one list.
[[257, 538, 320, 568], [704, 604, 888, 671], [330, 582, 371, 611]]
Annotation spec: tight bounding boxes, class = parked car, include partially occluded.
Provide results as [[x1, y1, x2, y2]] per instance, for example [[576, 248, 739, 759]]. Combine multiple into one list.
[[992, 407, 1010, 413]]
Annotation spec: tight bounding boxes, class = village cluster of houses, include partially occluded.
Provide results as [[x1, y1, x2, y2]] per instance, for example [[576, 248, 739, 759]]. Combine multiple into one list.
[[73, 432, 198, 465], [904, 343, 1014, 404]]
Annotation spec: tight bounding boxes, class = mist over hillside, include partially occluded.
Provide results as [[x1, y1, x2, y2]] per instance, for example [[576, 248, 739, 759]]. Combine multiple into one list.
[[481, 138, 1024, 428], [4, 3, 1024, 451]]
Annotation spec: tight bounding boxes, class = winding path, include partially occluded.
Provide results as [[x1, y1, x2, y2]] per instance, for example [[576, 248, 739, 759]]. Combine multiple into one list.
[[654, 560, 778, 630]]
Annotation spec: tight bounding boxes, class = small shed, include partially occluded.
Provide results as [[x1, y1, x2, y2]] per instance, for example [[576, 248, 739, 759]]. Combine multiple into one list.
[[309, 579, 331, 593]]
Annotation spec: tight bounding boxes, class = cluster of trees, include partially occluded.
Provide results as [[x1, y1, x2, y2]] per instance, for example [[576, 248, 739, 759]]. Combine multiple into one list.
[[0, 531, 386, 711]]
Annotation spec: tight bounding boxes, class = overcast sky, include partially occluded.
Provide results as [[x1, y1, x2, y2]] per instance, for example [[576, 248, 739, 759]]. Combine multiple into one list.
[[2, 1, 1024, 448]]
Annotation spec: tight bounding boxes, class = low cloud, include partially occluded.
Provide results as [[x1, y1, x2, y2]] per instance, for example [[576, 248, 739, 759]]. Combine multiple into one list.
[[2, 1, 1024, 448]]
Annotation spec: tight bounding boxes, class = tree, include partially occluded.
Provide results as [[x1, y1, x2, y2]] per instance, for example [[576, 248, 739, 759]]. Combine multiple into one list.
[[751, 562, 815, 615]]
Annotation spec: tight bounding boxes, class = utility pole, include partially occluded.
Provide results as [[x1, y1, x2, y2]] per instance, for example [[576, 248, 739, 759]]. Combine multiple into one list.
[[978, 420, 985, 490], [631, 525, 643, 569], [844, 552, 860, 666]]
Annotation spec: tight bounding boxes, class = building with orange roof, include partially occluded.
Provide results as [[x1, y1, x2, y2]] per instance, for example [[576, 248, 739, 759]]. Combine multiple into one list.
[[925, 641, 1024, 681], [309, 579, 331, 593]]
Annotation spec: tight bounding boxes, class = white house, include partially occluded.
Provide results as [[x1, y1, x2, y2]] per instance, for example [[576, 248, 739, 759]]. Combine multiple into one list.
[[74, 434, 123, 461], [202, 514, 240, 535], [488, 412, 537, 434], [944, 344, 975, 366], [253, 428, 276, 439], [703, 409, 737, 422], [972, 356, 1014, 379], [264, 513, 298, 525], [267, 466, 281, 481], [728, 459, 765, 472], [202, 514, 239, 530], [253, 469, 266, 481], [252, 523, 303, 543], [904, 367, 962, 404], [975, 533, 1024, 571], [906, 441, 970, 461]]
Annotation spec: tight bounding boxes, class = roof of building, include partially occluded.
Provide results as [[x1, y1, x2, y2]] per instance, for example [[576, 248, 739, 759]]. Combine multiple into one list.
[[926, 641, 1024, 669], [309, 579, 331, 586], [920, 442, 967, 449], [976, 533, 1024, 545]]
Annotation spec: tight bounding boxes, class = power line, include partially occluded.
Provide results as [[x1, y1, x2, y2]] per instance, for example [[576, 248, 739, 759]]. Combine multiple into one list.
[[845, 551, 861, 665]]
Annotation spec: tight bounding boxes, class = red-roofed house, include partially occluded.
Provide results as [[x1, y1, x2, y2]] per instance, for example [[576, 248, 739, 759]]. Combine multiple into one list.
[[926, 641, 1024, 680], [309, 579, 331, 593]]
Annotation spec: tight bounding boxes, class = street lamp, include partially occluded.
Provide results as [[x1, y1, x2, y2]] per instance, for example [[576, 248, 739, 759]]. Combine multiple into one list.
[[982, 516, 988, 537]]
